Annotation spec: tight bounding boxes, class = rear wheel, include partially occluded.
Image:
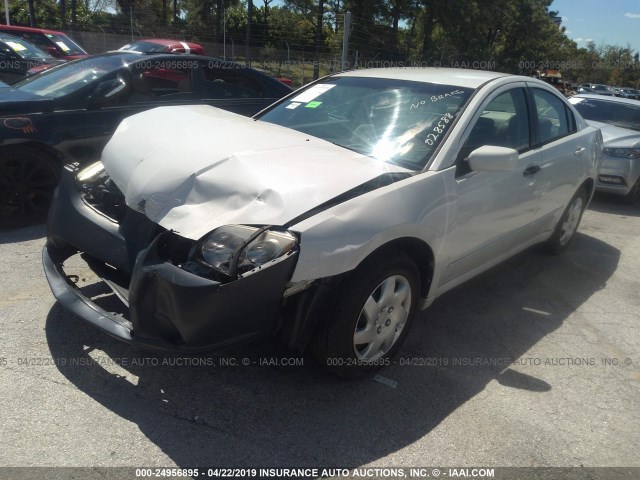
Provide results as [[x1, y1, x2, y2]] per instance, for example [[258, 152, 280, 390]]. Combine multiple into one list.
[[312, 252, 420, 379], [544, 186, 586, 254], [0, 147, 60, 228]]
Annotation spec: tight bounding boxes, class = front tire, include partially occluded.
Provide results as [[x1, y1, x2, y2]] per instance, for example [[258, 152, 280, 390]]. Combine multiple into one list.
[[313, 252, 420, 379], [544, 186, 587, 254]]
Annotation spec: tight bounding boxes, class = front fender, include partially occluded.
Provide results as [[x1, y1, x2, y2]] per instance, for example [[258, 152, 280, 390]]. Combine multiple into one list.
[[289, 170, 453, 293]]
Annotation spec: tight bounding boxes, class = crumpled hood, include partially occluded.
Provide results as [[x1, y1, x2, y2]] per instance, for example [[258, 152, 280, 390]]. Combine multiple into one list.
[[102, 105, 410, 240]]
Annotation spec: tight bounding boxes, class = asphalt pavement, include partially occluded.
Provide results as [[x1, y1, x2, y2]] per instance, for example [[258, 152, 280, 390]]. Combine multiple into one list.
[[0, 194, 638, 473]]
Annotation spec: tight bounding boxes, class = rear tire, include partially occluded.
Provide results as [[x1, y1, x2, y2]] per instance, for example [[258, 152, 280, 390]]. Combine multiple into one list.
[[544, 186, 587, 254], [0, 147, 60, 228], [312, 251, 420, 379]]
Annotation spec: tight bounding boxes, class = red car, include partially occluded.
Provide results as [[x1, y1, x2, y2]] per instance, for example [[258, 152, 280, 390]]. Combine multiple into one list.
[[119, 38, 206, 55], [0, 24, 87, 60]]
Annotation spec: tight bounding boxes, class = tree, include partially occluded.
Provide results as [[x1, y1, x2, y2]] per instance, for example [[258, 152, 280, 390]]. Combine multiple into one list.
[[325, 0, 341, 31], [381, 0, 408, 58], [313, 0, 324, 79], [60, 0, 67, 28], [246, 0, 253, 64], [28, 0, 36, 26]]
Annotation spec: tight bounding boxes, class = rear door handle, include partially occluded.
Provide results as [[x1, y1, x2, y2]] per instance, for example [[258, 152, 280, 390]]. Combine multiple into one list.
[[575, 146, 586, 155], [523, 165, 541, 177]]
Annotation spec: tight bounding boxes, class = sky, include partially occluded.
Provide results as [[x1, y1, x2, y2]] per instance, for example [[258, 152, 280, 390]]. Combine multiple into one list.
[[551, 0, 640, 52]]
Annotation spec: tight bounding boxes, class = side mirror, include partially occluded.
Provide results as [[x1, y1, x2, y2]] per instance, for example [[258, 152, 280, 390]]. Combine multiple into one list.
[[468, 145, 519, 172], [87, 76, 128, 109]]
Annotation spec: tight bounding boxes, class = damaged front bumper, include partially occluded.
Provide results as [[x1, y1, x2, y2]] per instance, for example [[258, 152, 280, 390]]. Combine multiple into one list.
[[43, 167, 299, 351]]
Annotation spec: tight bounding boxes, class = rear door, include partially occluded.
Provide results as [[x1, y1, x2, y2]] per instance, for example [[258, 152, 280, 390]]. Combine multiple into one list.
[[527, 85, 592, 227]]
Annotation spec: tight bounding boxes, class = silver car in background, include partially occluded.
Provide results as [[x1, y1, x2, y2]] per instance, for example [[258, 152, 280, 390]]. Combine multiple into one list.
[[569, 94, 640, 203]]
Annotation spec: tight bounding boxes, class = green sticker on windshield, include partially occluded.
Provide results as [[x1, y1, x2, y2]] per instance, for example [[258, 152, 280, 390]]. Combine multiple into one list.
[[305, 101, 322, 109]]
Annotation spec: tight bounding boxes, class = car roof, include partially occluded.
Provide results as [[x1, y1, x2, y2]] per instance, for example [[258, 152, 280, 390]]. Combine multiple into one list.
[[95, 51, 231, 63], [135, 38, 202, 48], [334, 68, 510, 89], [64, 51, 274, 76], [0, 24, 67, 36], [0, 32, 43, 48], [571, 94, 640, 106], [0, 32, 21, 41]]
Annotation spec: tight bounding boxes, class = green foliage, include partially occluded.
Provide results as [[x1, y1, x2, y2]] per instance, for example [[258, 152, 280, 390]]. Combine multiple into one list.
[[4, 0, 638, 86], [8, 0, 53, 28]]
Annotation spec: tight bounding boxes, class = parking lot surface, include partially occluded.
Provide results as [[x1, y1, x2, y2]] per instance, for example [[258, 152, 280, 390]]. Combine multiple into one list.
[[0, 194, 638, 469]]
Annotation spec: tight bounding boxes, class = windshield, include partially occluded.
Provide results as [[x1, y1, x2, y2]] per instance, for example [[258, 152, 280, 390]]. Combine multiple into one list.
[[0, 35, 54, 60], [14, 56, 127, 98], [120, 41, 169, 53], [44, 33, 87, 56], [571, 97, 640, 132], [257, 76, 473, 170]]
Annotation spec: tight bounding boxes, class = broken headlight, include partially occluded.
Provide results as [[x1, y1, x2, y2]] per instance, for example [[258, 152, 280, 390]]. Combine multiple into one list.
[[76, 160, 106, 184], [198, 225, 298, 277], [75, 160, 127, 222]]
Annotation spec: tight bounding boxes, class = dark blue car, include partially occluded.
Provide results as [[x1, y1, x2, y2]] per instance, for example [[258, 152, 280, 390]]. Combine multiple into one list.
[[0, 51, 292, 226]]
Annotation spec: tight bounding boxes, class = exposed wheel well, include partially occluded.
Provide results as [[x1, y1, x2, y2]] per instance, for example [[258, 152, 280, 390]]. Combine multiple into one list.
[[358, 237, 435, 299], [581, 177, 595, 202], [280, 237, 435, 353]]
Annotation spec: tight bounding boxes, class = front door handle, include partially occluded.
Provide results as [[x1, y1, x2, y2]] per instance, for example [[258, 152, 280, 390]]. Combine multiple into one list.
[[575, 146, 586, 155], [523, 165, 541, 177]]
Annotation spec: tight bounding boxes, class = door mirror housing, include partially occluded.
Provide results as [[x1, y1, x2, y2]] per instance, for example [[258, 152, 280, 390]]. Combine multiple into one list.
[[468, 145, 519, 172], [87, 76, 128, 109]]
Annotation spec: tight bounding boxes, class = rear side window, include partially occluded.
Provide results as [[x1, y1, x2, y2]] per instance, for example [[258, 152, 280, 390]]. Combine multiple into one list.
[[128, 67, 192, 103], [202, 66, 264, 98], [531, 89, 573, 144]]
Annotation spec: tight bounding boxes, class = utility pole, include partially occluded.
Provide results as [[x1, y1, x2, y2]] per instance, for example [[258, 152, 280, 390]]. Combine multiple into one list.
[[341, 11, 351, 71], [4, 0, 10, 25]]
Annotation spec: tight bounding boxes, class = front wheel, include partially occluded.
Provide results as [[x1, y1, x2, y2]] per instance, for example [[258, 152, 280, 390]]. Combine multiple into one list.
[[312, 252, 420, 379], [544, 186, 587, 254]]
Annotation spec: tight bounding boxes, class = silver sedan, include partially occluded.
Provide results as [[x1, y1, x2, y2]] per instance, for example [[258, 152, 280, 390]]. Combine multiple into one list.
[[569, 94, 640, 203], [45, 69, 603, 378]]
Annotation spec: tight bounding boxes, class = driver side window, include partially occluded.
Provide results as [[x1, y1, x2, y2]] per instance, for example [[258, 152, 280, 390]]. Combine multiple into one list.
[[457, 88, 529, 175]]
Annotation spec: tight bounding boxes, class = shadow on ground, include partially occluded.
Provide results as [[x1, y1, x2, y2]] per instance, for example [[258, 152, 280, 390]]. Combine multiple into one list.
[[0, 223, 46, 244], [45, 232, 619, 467], [587, 193, 640, 218]]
